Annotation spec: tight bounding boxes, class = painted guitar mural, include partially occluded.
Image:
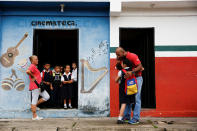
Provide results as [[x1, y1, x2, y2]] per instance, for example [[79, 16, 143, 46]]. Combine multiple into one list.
[[0, 32, 28, 68]]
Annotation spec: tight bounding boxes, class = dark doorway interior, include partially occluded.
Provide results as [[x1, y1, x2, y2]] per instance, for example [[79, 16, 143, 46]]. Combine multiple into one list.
[[120, 28, 156, 108], [33, 29, 78, 109]]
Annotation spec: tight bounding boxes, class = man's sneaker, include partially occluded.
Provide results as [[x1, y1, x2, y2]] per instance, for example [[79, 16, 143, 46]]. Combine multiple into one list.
[[68, 105, 72, 109], [32, 116, 43, 120], [128, 119, 139, 124], [117, 120, 124, 124]]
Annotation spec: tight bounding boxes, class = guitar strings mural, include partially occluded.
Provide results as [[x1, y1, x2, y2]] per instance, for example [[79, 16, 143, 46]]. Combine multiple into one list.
[[1, 69, 25, 91], [0, 32, 28, 67]]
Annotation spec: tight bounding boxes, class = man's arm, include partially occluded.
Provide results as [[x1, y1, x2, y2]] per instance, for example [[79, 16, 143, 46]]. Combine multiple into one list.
[[125, 63, 143, 78], [132, 63, 143, 73]]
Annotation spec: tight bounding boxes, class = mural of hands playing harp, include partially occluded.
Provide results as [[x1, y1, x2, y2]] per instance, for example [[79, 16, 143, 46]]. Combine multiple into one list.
[[80, 59, 108, 93]]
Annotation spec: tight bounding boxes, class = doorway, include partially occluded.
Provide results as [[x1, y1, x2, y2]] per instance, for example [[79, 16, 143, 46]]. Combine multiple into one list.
[[119, 28, 156, 108], [33, 29, 79, 109]]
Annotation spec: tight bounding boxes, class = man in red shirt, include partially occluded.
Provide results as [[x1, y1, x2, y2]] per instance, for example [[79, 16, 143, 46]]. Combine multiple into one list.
[[116, 47, 143, 124], [26, 55, 50, 120]]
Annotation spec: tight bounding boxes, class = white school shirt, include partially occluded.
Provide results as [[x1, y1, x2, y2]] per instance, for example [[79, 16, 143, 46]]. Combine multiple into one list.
[[40, 69, 51, 78], [61, 72, 74, 82], [72, 68, 77, 82]]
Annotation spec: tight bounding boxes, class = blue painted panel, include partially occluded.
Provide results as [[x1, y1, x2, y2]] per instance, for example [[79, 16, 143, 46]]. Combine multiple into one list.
[[0, 2, 110, 118]]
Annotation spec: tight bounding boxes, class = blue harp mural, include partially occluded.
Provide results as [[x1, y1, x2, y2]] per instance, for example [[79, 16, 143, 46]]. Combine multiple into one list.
[[80, 59, 108, 93], [0, 32, 28, 67]]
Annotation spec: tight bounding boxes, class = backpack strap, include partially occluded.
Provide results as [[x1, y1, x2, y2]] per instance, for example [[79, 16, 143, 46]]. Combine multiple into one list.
[[52, 72, 55, 77], [121, 69, 128, 93], [121, 69, 127, 74], [50, 70, 52, 75]]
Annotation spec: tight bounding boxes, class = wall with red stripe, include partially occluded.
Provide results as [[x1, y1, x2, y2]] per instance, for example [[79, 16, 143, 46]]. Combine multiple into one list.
[[110, 57, 197, 117]]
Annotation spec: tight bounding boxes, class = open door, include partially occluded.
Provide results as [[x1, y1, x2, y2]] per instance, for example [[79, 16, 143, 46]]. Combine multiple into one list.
[[33, 29, 79, 109], [120, 28, 156, 108]]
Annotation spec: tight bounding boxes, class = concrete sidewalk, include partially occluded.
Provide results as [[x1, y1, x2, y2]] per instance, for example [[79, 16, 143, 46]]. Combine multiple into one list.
[[0, 117, 197, 131]]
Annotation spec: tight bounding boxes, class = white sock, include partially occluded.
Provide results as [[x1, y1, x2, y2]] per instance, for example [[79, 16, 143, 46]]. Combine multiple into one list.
[[64, 104, 67, 107], [69, 103, 71, 106], [118, 116, 123, 120]]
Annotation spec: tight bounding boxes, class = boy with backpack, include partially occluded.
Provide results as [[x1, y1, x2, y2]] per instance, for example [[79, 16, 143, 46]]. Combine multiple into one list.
[[40, 63, 52, 107], [41, 63, 52, 91], [115, 59, 136, 124]]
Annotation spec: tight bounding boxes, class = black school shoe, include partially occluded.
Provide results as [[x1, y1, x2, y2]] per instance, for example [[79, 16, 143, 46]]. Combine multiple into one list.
[[117, 120, 124, 124]]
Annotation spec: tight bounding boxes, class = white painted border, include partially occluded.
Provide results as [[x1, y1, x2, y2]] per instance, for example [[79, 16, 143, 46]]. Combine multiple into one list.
[[110, 53, 116, 58], [155, 51, 197, 57], [110, 51, 197, 58]]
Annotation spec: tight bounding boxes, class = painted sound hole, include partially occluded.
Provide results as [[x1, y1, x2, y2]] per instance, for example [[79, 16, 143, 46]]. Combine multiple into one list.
[[8, 53, 13, 57]]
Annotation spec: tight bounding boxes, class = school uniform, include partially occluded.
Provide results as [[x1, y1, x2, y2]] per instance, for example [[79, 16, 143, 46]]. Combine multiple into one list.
[[41, 69, 52, 92], [40, 69, 52, 107], [51, 72, 62, 107], [119, 67, 135, 105], [61, 72, 73, 100]]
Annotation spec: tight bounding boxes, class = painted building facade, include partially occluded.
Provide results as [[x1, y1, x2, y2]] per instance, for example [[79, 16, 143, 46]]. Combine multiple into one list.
[[0, 0, 197, 118], [110, 0, 197, 117], [0, 1, 110, 118]]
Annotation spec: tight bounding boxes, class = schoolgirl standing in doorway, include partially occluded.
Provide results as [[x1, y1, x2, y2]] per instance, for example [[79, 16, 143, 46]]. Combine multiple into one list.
[[61, 65, 74, 109]]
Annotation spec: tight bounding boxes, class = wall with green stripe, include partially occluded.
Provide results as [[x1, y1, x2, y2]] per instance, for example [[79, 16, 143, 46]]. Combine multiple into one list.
[[110, 46, 197, 53]]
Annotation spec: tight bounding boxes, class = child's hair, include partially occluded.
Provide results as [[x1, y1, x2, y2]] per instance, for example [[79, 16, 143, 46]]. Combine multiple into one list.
[[43, 62, 50, 66], [54, 65, 60, 68], [116, 63, 122, 70], [65, 64, 70, 68], [72, 62, 77, 65], [122, 59, 132, 67]]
